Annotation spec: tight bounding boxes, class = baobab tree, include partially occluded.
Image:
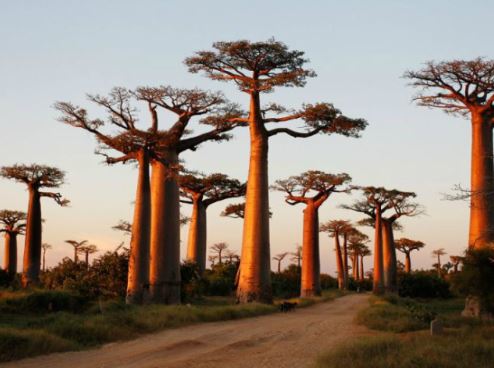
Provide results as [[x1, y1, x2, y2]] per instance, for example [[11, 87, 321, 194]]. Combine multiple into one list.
[[359, 245, 372, 281], [290, 245, 302, 269], [1, 164, 68, 287], [186, 39, 367, 303], [208, 255, 217, 268], [112, 220, 132, 235], [432, 248, 447, 276], [210, 242, 229, 265], [405, 59, 494, 248], [0, 210, 26, 276], [273, 171, 351, 296], [180, 172, 245, 272], [450, 255, 463, 272], [78, 244, 98, 267], [225, 249, 240, 263], [395, 238, 425, 273], [320, 220, 353, 289], [41, 243, 52, 272], [272, 252, 288, 273], [347, 229, 369, 280], [65, 240, 87, 262], [221, 203, 246, 219]]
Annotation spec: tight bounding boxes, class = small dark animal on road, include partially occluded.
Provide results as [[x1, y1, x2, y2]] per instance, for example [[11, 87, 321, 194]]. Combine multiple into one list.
[[280, 301, 298, 312]]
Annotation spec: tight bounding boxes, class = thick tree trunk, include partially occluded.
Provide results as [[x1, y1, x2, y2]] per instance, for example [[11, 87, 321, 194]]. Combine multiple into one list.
[[405, 252, 411, 273], [352, 253, 358, 279], [342, 234, 349, 289], [126, 149, 151, 305], [373, 207, 384, 294], [22, 187, 42, 287], [382, 220, 397, 292], [334, 235, 344, 289], [469, 113, 494, 248], [300, 202, 321, 297], [186, 198, 207, 273], [237, 92, 272, 304], [149, 154, 181, 304], [359, 255, 364, 281], [4, 232, 17, 276]]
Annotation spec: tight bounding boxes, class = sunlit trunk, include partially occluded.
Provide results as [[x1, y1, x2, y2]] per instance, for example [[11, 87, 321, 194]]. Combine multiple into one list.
[[186, 198, 207, 273], [126, 149, 151, 304], [405, 252, 411, 273], [359, 255, 364, 281], [237, 92, 272, 303], [4, 232, 17, 276], [334, 234, 344, 289], [469, 112, 494, 248], [300, 201, 321, 297], [342, 233, 349, 289], [373, 207, 384, 294], [149, 153, 181, 304], [382, 220, 397, 292], [22, 187, 42, 287], [352, 253, 358, 279]]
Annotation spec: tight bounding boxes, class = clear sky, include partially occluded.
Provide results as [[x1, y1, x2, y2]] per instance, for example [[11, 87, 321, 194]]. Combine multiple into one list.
[[1, 0, 493, 275]]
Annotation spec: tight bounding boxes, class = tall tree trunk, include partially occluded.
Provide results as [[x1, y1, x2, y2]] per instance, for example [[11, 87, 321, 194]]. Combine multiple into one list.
[[300, 202, 321, 297], [352, 253, 358, 279], [42, 249, 46, 272], [85, 252, 89, 268], [342, 233, 349, 289], [149, 153, 181, 304], [405, 252, 411, 273], [22, 187, 42, 287], [437, 255, 441, 276], [382, 220, 397, 292], [469, 112, 494, 248], [126, 149, 151, 304], [373, 207, 384, 294], [186, 198, 207, 273], [334, 234, 344, 289], [4, 232, 17, 276], [359, 255, 364, 281], [74, 247, 78, 263], [277, 261, 281, 273], [237, 92, 272, 304]]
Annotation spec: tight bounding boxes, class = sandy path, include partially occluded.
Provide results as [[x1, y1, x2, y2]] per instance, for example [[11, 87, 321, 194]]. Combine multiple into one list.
[[3, 294, 371, 368]]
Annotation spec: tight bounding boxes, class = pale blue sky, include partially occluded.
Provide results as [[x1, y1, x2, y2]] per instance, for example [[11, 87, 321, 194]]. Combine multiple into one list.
[[1, 0, 492, 274]]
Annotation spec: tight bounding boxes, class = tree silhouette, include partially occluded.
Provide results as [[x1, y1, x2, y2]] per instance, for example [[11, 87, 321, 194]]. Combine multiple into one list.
[[320, 220, 352, 289], [112, 220, 132, 235], [290, 244, 303, 269], [395, 238, 425, 273], [65, 240, 88, 263], [272, 252, 288, 273], [78, 244, 98, 268], [359, 245, 372, 281], [41, 243, 52, 272], [405, 59, 494, 248], [210, 242, 229, 265], [273, 170, 351, 296], [180, 172, 245, 272], [208, 255, 217, 268], [432, 248, 447, 276], [221, 203, 246, 219], [186, 39, 367, 303], [0, 210, 26, 276], [450, 255, 463, 273], [225, 249, 240, 263], [1, 164, 68, 286], [347, 229, 369, 280]]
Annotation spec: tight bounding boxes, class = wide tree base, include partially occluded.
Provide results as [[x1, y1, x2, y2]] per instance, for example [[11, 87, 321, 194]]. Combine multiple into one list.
[[148, 283, 181, 304], [300, 289, 321, 298], [236, 288, 272, 304]]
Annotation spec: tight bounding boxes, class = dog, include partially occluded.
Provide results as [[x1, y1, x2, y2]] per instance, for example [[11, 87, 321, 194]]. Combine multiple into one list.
[[279, 301, 297, 312]]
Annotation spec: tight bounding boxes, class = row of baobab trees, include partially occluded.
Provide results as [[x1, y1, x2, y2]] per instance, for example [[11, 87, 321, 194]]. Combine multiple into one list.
[[1, 38, 490, 304]]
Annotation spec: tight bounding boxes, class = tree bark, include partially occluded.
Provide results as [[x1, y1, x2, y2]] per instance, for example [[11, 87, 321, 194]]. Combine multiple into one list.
[[352, 253, 358, 279], [373, 206, 384, 294], [237, 92, 272, 304], [4, 232, 17, 276], [359, 255, 364, 281], [42, 249, 46, 272], [22, 187, 42, 287], [469, 112, 494, 248], [186, 198, 207, 273], [382, 219, 397, 292], [149, 153, 181, 304], [405, 252, 411, 273], [342, 233, 349, 289], [300, 201, 321, 297], [126, 149, 151, 305], [334, 234, 344, 289]]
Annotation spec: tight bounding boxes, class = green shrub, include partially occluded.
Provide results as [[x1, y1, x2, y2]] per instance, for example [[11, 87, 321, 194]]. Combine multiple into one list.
[[320, 273, 338, 289], [180, 261, 207, 302], [398, 271, 450, 298], [272, 264, 301, 298], [203, 262, 238, 296], [0, 290, 87, 314]]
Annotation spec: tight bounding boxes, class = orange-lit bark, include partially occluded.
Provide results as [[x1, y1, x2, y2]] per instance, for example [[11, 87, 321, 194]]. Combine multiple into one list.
[[359, 255, 364, 281], [149, 155, 181, 304], [352, 253, 358, 280], [334, 234, 344, 289], [4, 232, 17, 276], [237, 92, 272, 303], [382, 219, 397, 292], [126, 148, 151, 304], [22, 187, 42, 287], [405, 252, 411, 273], [301, 201, 321, 297], [469, 112, 494, 248], [186, 197, 207, 273], [342, 233, 349, 289], [373, 206, 384, 294]]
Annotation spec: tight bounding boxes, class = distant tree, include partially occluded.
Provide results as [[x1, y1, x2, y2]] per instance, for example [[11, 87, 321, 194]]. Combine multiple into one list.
[[65, 240, 87, 263], [41, 243, 52, 272], [290, 245, 303, 269], [180, 172, 245, 273], [395, 238, 425, 273], [272, 252, 289, 273], [0, 210, 26, 276], [450, 255, 463, 273], [273, 170, 351, 296], [208, 255, 217, 268], [320, 220, 352, 289], [347, 229, 369, 280], [432, 248, 447, 276], [0, 164, 68, 286], [186, 39, 367, 303], [210, 242, 229, 265], [112, 220, 132, 235], [224, 249, 240, 263], [405, 59, 494, 248], [78, 244, 98, 268], [360, 246, 372, 281]]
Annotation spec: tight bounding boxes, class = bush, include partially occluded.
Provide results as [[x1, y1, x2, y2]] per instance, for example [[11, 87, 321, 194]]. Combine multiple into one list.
[[203, 262, 238, 296], [272, 264, 301, 298], [180, 261, 206, 302], [398, 271, 451, 298], [320, 273, 338, 289], [0, 290, 87, 314]]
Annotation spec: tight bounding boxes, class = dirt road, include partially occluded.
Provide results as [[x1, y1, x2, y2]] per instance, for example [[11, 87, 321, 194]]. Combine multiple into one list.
[[4, 294, 371, 368]]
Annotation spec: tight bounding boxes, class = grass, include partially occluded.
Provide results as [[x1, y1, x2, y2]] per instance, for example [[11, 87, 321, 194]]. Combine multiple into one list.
[[0, 288, 345, 362], [315, 294, 494, 368]]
